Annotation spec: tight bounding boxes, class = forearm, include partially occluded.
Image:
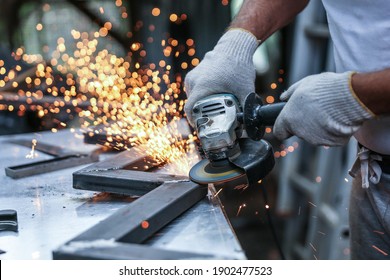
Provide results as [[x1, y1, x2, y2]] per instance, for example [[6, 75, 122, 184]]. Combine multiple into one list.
[[352, 69, 390, 115], [230, 0, 309, 41]]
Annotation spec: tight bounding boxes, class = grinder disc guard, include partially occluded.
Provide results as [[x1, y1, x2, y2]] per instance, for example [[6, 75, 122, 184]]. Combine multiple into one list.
[[189, 138, 275, 185], [230, 138, 275, 184]]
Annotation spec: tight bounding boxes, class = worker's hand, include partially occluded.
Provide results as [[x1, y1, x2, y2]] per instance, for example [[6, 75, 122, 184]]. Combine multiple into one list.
[[273, 72, 375, 146], [184, 28, 259, 127]]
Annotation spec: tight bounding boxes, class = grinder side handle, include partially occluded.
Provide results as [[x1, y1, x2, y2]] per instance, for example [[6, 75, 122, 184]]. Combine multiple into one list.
[[243, 92, 286, 140], [256, 102, 286, 126]]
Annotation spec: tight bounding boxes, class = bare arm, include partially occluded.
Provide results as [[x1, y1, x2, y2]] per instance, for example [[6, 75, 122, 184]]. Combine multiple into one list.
[[231, 1, 390, 116], [230, 0, 310, 41], [352, 69, 390, 115]]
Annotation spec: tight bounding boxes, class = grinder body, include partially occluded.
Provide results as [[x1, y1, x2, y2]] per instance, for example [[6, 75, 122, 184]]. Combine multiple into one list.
[[192, 93, 242, 162], [189, 92, 285, 186]]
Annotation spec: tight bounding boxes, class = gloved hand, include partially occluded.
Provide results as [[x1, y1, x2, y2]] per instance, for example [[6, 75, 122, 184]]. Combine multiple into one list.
[[184, 28, 259, 127], [273, 71, 375, 146]]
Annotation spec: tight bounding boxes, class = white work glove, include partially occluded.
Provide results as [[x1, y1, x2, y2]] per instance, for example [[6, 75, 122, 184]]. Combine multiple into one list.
[[184, 28, 259, 127], [273, 72, 375, 146]]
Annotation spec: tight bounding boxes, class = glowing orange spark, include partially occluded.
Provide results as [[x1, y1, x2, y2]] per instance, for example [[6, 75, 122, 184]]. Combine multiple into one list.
[[236, 203, 246, 216], [141, 220, 149, 229], [151, 8, 161, 16], [25, 139, 38, 159], [213, 188, 223, 198], [1, 17, 202, 176], [372, 245, 388, 256]]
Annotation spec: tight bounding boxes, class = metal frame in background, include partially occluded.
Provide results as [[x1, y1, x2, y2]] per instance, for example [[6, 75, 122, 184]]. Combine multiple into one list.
[[53, 180, 212, 259]]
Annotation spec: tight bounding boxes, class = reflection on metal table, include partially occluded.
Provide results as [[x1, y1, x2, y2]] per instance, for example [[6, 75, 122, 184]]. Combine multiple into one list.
[[0, 129, 246, 260]]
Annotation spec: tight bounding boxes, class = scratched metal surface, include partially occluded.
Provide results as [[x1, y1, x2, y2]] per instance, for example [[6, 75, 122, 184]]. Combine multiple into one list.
[[0, 129, 245, 260]]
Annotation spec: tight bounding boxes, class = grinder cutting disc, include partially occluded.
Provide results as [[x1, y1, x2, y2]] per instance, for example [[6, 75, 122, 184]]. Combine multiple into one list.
[[189, 159, 245, 184]]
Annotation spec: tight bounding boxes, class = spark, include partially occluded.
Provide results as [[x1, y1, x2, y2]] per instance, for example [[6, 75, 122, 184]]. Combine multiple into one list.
[[309, 242, 317, 252], [152, 7, 161, 17], [141, 220, 149, 229], [308, 201, 317, 207], [265, 204, 270, 209], [234, 184, 248, 191], [236, 203, 246, 216], [372, 245, 388, 256], [344, 178, 349, 182], [373, 230, 385, 235], [317, 231, 326, 235], [213, 188, 223, 198], [1, 9, 202, 176], [25, 139, 38, 159]]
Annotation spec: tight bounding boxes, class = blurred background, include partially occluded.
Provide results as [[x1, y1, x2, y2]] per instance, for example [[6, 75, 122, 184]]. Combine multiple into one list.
[[0, 0, 354, 259]]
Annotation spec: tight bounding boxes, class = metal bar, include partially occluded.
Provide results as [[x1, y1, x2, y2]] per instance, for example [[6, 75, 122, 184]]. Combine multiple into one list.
[[73, 148, 186, 196], [5, 154, 99, 179], [53, 181, 209, 259], [73, 181, 207, 243], [74, 169, 187, 196], [53, 242, 213, 260], [8, 139, 78, 156]]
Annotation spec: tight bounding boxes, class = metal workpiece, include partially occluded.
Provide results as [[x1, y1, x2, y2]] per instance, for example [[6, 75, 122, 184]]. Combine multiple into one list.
[[69, 181, 207, 244], [5, 153, 99, 179], [0, 129, 246, 260], [54, 181, 220, 259], [53, 242, 214, 260], [5, 139, 100, 179], [73, 147, 188, 196], [54, 183, 245, 260]]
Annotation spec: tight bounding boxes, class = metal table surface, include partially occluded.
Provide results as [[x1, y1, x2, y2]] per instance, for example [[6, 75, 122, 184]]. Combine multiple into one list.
[[0, 129, 246, 260]]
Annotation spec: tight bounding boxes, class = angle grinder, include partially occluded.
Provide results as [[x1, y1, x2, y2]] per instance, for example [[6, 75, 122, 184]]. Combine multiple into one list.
[[188, 92, 285, 186]]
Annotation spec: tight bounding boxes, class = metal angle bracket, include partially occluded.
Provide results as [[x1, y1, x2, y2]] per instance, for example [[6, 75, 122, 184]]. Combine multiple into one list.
[[53, 181, 212, 259]]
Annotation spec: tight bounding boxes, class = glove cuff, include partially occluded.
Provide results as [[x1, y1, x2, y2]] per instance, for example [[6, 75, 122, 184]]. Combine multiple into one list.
[[316, 71, 374, 125], [213, 29, 260, 64]]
